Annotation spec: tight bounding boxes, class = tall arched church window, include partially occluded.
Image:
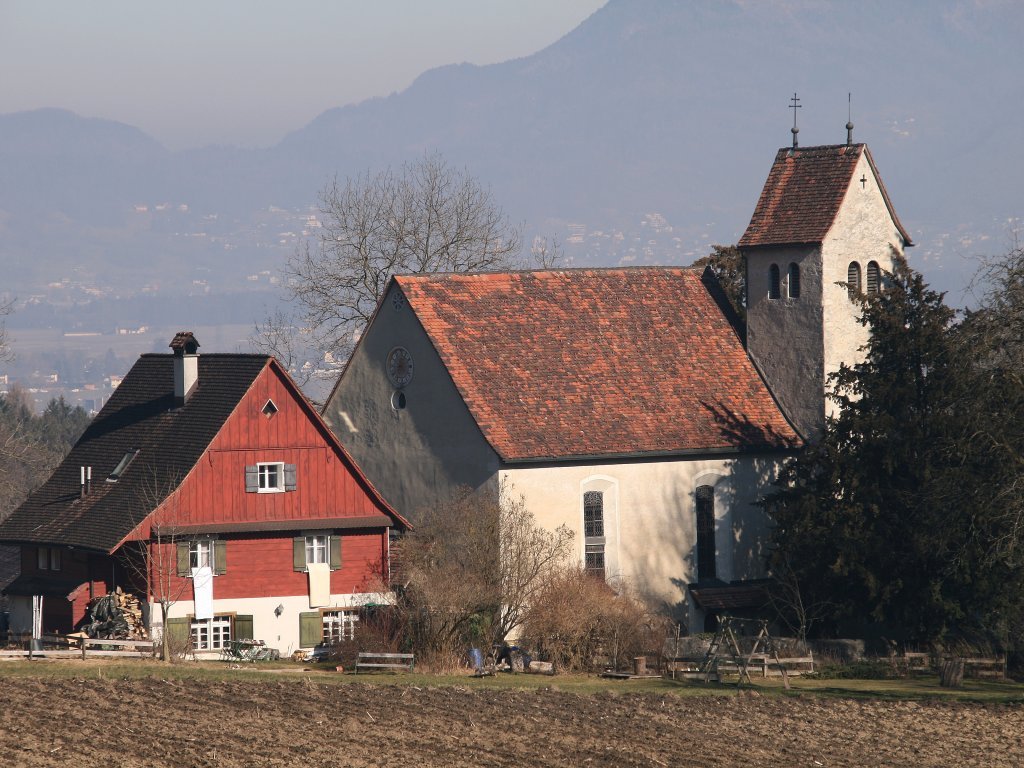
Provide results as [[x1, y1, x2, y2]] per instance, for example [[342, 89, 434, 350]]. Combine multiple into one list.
[[695, 485, 716, 580], [768, 264, 780, 300], [583, 491, 605, 579], [866, 261, 881, 294], [788, 262, 801, 299], [847, 262, 862, 299]]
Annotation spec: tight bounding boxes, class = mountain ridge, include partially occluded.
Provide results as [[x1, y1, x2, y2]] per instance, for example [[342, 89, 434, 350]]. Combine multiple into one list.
[[3, 0, 1022, 305]]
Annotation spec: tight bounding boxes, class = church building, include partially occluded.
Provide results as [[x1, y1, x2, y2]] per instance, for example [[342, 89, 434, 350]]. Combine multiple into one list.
[[322, 132, 911, 630]]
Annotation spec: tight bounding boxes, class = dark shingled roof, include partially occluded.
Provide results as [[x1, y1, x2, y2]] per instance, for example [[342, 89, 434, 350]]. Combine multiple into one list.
[[394, 267, 800, 462], [739, 144, 911, 248], [0, 354, 269, 553]]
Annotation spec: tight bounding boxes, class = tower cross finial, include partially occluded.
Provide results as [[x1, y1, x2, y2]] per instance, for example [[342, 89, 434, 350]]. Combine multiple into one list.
[[789, 92, 801, 148], [846, 92, 854, 145]]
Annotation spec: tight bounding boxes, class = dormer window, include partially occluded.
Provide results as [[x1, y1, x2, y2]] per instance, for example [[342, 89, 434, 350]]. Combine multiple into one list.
[[768, 264, 781, 300], [107, 449, 140, 482]]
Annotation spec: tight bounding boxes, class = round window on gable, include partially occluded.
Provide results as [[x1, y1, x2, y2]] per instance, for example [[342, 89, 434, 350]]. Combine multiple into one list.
[[391, 390, 407, 411]]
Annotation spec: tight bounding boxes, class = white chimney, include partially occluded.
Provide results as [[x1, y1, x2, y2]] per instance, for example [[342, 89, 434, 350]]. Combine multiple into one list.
[[169, 331, 200, 404]]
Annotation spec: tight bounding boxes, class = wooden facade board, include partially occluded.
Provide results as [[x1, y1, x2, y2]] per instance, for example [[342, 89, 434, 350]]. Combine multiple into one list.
[[151, 531, 385, 601], [151, 364, 388, 529]]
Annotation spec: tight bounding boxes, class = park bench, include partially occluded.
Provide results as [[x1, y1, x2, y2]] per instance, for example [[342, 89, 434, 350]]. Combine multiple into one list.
[[354, 651, 415, 673]]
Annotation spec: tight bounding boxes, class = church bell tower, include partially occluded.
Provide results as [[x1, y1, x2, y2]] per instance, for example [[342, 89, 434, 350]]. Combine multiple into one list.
[[738, 119, 912, 440]]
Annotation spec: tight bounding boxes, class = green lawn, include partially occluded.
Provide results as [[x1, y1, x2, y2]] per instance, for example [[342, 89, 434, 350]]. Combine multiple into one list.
[[1, 658, 1021, 703]]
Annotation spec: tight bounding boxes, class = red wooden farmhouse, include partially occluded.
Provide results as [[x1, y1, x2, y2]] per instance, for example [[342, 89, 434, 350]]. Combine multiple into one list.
[[0, 332, 407, 656]]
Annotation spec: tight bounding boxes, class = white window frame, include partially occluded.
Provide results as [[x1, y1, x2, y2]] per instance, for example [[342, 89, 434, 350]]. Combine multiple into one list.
[[322, 609, 359, 643], [257, 462, 285, 493], [191, 615, 232, 651], [189, 539, 214, 571], [305, 535, 329, 565]]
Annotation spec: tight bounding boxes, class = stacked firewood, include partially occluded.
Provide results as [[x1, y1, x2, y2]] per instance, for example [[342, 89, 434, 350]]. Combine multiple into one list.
[[85, 588, 148, 640]]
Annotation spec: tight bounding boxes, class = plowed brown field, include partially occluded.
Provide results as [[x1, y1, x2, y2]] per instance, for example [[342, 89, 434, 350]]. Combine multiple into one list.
[[1, 674, 1021, 767]]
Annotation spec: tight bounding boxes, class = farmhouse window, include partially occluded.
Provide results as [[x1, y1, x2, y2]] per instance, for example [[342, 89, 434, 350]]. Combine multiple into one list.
[[293, 535, 342, 571], [190, 540, 213, 570], [306, 535, 328, 565], [191, 614, 232, 651], [37, 546, 61, 571], [695, 485, 716, 580], [244, 462, 297, 493], [788, 263, 801, 299], [322, 609, 359, 643], [176, 539, 227, 576], [768, 264, 781, 300]]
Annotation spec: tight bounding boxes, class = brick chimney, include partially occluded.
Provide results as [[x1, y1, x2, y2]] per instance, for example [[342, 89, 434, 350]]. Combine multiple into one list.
[[169, 331, 200, 404]]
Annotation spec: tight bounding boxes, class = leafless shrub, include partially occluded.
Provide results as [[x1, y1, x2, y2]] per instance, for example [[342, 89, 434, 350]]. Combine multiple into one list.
[[520, 568, 669, 673], [391, 484, 573, 666]]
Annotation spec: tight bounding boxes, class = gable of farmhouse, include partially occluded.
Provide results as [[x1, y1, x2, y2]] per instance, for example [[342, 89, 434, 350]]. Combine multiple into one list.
[[0, 333, 406, 655]]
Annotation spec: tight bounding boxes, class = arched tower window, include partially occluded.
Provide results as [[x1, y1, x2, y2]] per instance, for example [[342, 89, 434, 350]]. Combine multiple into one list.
[[866, 261, 881, 294], [768, 264, 780, 300], [847, 261, 862, 299], [583, 490, 605, 579], [695, 485, 716, 580], [788, 263, 801, 299]]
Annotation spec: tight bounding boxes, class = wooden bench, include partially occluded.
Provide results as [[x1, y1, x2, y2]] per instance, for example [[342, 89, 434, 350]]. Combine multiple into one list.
[[354, 652, 415, 673], [962, 656, 1007, 679]]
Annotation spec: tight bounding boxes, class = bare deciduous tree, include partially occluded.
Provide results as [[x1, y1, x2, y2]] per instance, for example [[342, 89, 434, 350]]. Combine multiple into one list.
[[122, 467, 192, 661], [0, 298, 12, 363], [393, 484, 573, 664], [283, 153, 522, 358], [530, 235, 563, 270]]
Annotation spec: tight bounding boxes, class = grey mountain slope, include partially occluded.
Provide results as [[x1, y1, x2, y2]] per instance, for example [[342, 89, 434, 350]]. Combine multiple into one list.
[[1, 0, 1022, 301]]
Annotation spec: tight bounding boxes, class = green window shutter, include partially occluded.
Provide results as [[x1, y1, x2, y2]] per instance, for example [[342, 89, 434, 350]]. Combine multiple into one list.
[[244, 465, 258, 493], [234, 614, 254, 641], [299, 611, 321, 648], [293, 537, 306, 571], [166, 617, 190, 647], [329, 536, 342, 570], [284, 464, 297, 491], [213, 540, 227, 576], [176, 542, 190, 577]]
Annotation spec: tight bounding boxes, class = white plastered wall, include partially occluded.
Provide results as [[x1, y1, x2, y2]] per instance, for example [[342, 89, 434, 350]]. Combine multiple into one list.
[[499, 452, 786, 632], [151, 590, 389, 658], [821, 152, 903, 418]]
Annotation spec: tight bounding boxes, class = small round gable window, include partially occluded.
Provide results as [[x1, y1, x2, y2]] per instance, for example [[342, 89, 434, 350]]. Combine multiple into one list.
[[391, 390, 407, 411]]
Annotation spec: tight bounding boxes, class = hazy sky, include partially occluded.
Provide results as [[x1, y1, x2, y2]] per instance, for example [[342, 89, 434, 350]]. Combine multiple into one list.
[[1, 1, 605, 150]]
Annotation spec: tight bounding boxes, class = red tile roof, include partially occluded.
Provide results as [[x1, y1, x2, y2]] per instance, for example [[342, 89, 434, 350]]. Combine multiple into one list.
[[396, 268, 800, 461], [739, 144, 911, 248]]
